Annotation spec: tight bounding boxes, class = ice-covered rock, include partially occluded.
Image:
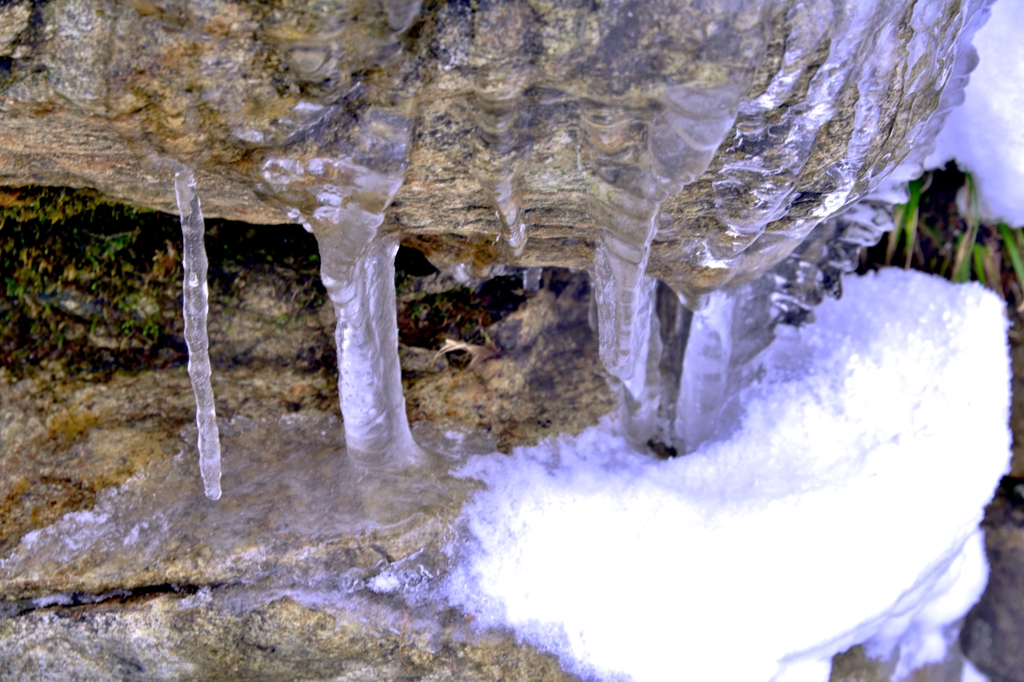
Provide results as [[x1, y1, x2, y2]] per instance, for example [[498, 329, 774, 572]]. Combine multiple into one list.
[[0, 0, 991, 297]]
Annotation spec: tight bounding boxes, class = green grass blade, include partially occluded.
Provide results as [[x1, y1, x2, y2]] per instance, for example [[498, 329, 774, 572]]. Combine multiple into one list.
[[999, 222, 1024, 292], [952, 229, 974, 283], [885, 204, 903, 267], [903, 178, 922, 270], [952, 174, 980, 283], [973, 244, 987, 287]]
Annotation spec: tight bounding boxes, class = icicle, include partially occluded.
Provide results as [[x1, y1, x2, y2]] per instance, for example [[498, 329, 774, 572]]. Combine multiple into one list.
[[675, 291, 736, 453], [619, 277, 663, 446], [174, 168, 222, 500], [471, 0, 532, 260], [592, 239, 658, 394], [315, 225, 421, 467], [262, 148, 421, 467], [584, 77, 751, 444], [652, 282, 692, 450], [522, 267, 542, 293]]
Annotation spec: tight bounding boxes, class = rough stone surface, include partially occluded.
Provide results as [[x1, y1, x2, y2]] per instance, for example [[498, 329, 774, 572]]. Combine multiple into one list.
[[961, 476, 1024, 682], [1008, 338, 1024, 477], [0, 268, 605, 678], [0, 0, 1011, 676], [0, 0, 990, 300]]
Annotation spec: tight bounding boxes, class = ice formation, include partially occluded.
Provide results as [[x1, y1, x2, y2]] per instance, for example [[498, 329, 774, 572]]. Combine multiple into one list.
[[471, 1, 532, 259], [173, 168, 222, 501], [446, 268, 1010, 682], [155, 0, 994, 562], [260, 107, 423, 466], [585, 72, 755, 427], [925, 0, 1024, 226]]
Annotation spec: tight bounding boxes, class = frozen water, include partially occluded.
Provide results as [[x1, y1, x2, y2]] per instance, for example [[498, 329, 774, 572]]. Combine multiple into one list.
[[260, 110, 422, 466], [446, 269, 1009, 682], [582, 2, 765, 398], [523, 267, 542, 294], [587, 75, 754, 395], [173, 168, 222, 501], [675, 290, 735, 453], [588, 73, 754, 443], [470, 1, 534, 259], [316, 227, 422, 466], [712, 0, 878, 254], [926, 0, 1024, 226]]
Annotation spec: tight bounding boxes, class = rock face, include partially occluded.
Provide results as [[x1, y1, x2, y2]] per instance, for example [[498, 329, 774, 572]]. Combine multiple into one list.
[[0, 0, 991, 300], [962, 478, 1024, 682]]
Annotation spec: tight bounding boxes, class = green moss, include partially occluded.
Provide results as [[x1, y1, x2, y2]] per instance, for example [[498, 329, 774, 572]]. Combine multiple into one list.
[[0, 186, 326, 377]]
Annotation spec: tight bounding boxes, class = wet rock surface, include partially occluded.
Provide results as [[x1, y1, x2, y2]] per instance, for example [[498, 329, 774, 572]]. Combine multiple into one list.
[[0, 0, 1012, 677], [0, 269, 604, 678]]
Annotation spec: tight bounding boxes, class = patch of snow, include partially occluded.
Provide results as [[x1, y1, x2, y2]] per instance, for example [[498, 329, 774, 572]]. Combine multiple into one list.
[[927, 0, 1024, 226], [962, 657, 991, 682], [444, 269, 1010, 682], [368, 571, 403, 594]]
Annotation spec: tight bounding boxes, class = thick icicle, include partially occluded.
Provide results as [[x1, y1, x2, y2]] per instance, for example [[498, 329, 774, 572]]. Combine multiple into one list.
[[591, 264, 660, 442], [585, 79, 752, 443], [262, 145, 421, 467], [316, 224, 421, 467], [174, 168, 222, 500]]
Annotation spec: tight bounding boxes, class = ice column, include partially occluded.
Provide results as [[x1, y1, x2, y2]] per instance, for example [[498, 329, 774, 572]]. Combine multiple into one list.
[[174, 168, 222, 500], [585, 82, 748, 443], [314, 222, 421, 466], [263, 150, 421, 467]]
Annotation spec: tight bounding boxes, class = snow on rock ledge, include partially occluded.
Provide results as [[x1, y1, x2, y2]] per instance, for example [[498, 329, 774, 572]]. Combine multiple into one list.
[[445, 269, 1011, 682]]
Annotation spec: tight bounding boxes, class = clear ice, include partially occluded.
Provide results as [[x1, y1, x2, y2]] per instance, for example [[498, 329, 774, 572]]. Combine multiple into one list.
[[262, 143, 422, 467], [471, 0, 533, 259], [315, 223, 422, 466], [585, 80, 751, 440], [582, 3, 765, 442], [675, 291, 736, 453], [174, 168, 222, 500]]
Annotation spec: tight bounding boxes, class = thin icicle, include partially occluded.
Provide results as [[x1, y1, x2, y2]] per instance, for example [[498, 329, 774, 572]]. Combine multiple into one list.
[[174, 168, 222, 500], [675, 290, 736, 453]]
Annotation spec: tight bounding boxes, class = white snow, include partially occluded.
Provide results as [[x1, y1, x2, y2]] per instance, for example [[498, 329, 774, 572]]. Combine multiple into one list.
[[962, 657, 992, 682], [926, 0, 1024, 226], [444, 269, 1010, 682]]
